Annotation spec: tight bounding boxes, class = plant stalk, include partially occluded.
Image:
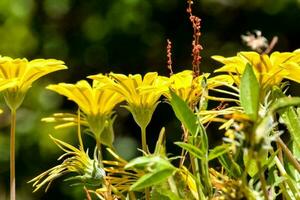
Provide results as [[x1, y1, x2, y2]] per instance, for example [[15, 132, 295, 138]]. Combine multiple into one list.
[[277, 137, 300, 173], [140, 126, 150, 200], [141, 126, 148, 153], [10, 109, 16, 200], [257, 160, 269, 200], [96, 141, 103, 167]]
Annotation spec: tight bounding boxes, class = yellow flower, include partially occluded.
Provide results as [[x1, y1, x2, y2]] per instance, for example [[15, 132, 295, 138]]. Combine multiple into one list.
[[0, 78, 18, 114], [46, 80, 124, 146], [212, 50, 300, 88], [165, 70, 209, 104], [89, 72, 169, 152], [89, 72, 169, 130], [0, 56, 67, 110], [162, 70, 235, 105]]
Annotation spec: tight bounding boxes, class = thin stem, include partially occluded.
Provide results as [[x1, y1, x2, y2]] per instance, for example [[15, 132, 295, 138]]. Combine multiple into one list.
[[277, 137, 300, 174], [168, 176, 179, 197], [129, 191, 137, 200], [96, 141, 103, 167], [191, 155, 203, 200], [140, 126, 150, 200], [140, 126, 148, 153], [179, 125, 188, 167], [77, 109, 84, 151], [10, 109, 16, 200], [257, 160, 269, 200]]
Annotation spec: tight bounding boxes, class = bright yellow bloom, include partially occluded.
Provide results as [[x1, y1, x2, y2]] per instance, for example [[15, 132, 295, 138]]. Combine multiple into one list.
[[161, 70, 234, 105], [0, 79, 18, 114], [212, 50, 300, 87], [47, 80, 124, 146], [89, 72, 169, 129], [0, 56, 67, 110], [166, 70, 209, 105]]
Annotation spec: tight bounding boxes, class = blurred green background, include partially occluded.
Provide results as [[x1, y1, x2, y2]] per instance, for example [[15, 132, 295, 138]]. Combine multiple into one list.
[[0, 0, 300, 199]]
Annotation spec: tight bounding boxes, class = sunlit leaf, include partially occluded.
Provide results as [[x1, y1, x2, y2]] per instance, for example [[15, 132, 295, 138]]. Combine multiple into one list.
[[169, 89, 197, 136], [130, 169, 175, 191], [175, 142, 204, 160], [240, 63, 260, 121], [208, 144, 231, 161]]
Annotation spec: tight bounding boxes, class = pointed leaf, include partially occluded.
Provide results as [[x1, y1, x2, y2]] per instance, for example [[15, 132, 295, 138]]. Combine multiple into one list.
[[218, 154, 242, 178], [175, 142, 204, 160], [130, 168, 175, 191], [151, 187, 181, 200], [271, 87, 300, 154], [240, 63, 260, 121], [169, 89, 197, 136], [208, 144, 231, 161]]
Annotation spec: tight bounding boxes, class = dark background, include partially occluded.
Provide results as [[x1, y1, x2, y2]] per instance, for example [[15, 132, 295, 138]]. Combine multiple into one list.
[[0, 0, 300, 199]]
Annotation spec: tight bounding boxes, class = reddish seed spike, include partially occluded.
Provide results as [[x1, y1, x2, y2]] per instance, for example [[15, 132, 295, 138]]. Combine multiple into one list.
[[166, 39, 173, 76], [186, 0, 202, 78]]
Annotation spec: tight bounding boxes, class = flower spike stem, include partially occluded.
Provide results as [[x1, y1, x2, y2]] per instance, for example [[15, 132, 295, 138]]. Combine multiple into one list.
[[10, 109, 16, 200]]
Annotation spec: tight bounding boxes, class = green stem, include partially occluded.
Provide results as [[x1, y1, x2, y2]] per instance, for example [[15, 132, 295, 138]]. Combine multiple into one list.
[[77, 109, 84, 151], [10, 109, 16, 200], [277, 138, 300, 174], [129, 191, 137, 200], [257, 160, 269, 200], [190, 153, 203, 200], [96, 141, 103, 167], [168, 176, 179, 197], [275, 156, 300, 199], [140, 126, 150, 200], [140, 126, 148, 153]]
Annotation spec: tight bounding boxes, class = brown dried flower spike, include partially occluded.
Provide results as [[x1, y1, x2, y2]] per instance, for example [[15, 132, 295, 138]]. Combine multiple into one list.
[[187, 0, 203, 78], [166, 39, 173, 76]]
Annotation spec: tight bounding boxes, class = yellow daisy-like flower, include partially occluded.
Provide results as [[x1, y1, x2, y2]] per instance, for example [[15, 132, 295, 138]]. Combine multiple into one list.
[[212, 50, 300, 88], [0, 56, 67, 110], [46, 80, 124, 146], [166, 70, 210, 105], [161, 70, 235, 105], [89, 72, 169, 152], [89, 72, 169, 130]]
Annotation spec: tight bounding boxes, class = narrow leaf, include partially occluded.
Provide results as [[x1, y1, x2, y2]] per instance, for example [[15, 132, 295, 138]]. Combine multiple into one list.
[[240, 63, 260, 121], [130, 169, 175, 191], [271, 87, 300, 154], [169, 89, 197, 136], [175, 142, 204, 160], [269, 97, 300, 113], [151, 187, 181, 200], [218, 154, 242, 178], [208, 144, 231, 161]]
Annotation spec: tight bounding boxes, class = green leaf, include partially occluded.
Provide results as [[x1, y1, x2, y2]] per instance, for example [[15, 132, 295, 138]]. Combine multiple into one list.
[[175, 142, 204, 160], [271, 87, 300, 155], [154, 127, 166, 156], [151, 186, 181, 200], [218, 154, 242, 178], [269, 97, 300, 113], [243, 149, 268, 177], [130, 168, 175, 191], [125, 156, 153, 170], [208, 144, 231, 161], [240, 63, 260, 121], [169, 89, 197, 136], [100, 116, 116, 147]]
